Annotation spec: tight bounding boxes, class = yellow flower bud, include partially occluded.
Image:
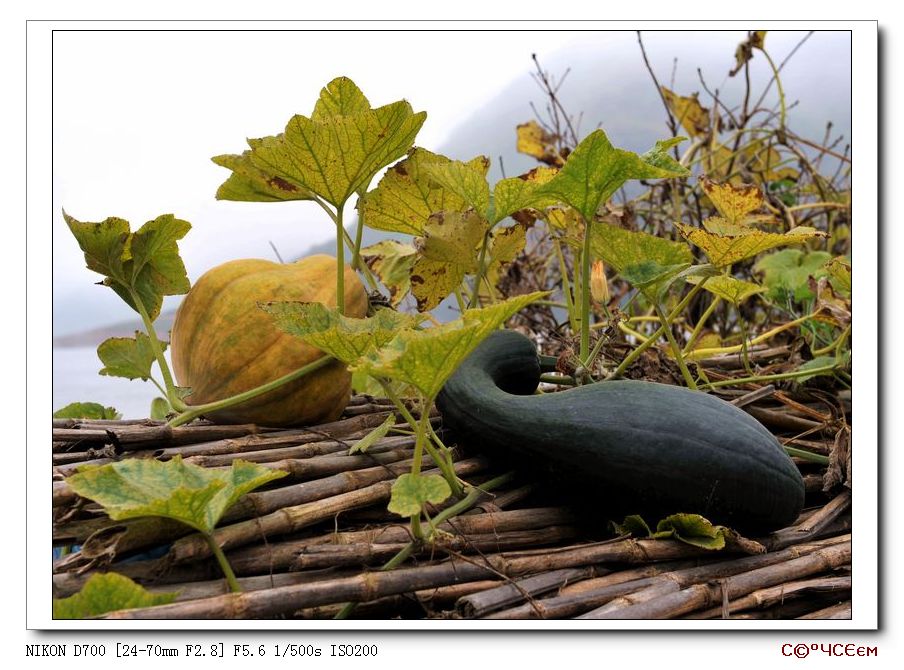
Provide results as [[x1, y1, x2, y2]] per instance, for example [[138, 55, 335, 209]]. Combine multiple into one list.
[[590, 260, 609, 305]]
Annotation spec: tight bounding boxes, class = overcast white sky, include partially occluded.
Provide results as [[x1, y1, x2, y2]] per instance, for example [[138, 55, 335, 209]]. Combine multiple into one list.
[[52, 29, 851, 334]]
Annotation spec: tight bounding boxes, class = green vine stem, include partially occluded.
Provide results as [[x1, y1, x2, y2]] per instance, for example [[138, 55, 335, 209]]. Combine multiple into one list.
[[759, 46, 787, 132], [205, 533, 241, 593], [578, 219, 593, 364], [783, 446, 830, 466], [335, 204, 346, 314], [553, 239, 578, 333], [129, 288, 186, 412], [378, 380, 463, 497], [654, 304, 697, 389], [682, 296, 721, 355], [166, 355, 335, 427], [333, 471, 516, 620], [606, 279, 709, 381], [687, 312, 815, 360], [469, 231, 492, 308], [698, 364, 838, 390], [811, 324, 851, 357]]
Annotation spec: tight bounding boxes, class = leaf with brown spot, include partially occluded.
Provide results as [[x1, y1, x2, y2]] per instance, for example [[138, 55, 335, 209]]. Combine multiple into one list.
[[492, 166, 560, 224], [360, 149, 485, 236], [361, 240, 417, 307], [408, 210, 488, 311], [212, 149, 315, 202]]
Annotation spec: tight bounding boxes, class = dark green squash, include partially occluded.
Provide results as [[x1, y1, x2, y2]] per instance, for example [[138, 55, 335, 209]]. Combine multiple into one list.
[[436, 330, 804, 533]]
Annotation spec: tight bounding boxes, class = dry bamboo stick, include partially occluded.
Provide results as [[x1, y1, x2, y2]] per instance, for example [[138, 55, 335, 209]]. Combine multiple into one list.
[[53, 423, 272, 451], [685, 575, 851, 619], [226, 508, 576, 575], [763, 491, 852, 550], [797, 600, 852, 619], [578, 540, 851, 619], [489, 535, 849, 620], [242, 447, 416, 479], [168, 458, 489, 564], [744, 406, 827, 434], [296, 580, 505, 619], [184, 433, 421, 467], [457, 567, 602, 619], [287, 527, 578, 571], [103, 535, 733, 619]]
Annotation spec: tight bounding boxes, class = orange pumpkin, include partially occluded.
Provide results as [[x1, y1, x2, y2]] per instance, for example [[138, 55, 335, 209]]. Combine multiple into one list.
[[170, 255, 367, 426]]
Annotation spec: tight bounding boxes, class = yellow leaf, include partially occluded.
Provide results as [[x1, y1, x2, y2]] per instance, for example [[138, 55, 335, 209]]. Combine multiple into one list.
[[409, 210, 488, 312], [516, 120, 563, 166], [701, 177, 764, 225], [687, 275, 765, 305], [677, 222, 825, 268], [661, 87, 711, 138]]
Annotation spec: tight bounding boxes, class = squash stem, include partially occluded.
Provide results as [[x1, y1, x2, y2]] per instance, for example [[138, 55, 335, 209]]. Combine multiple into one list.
[[166, 355, 335, 427], [205, 533, 241, 593], [333, 471, 515, 620], [655, 304, 697, 389], [129, 288, 187, 412]]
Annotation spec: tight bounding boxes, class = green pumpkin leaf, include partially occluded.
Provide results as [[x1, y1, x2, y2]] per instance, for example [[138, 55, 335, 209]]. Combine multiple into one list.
[[65, 212, 191, 320], [311, 76, 372, 118], [353, 292, 547, 400], [653, 513, 726, 550], [244, 77, 426, 208], [97, 332, 161, 381], [53, 572, 178, 619], [677, 222, 825, 268], [409, 209, 489, 312], [589, 222, 692, 295], [753, 249, 832, 302], [824, 256, 852, 298], [149, 397, 170, 420], [388, 473, 452, 517], [492, 166, 560, 224], [262, 302, 423, 365], [212, 149, 314, 202], [687, 275, 765, 305], [537, 131, 689, 222], [66, 456, 287, 534], [349, 414, 397, 455], [361, 240, 417, 307], [424, 157, 492, 215], [610, 514, 653, 537], [53, 402, 121, 420], [360, 149, 489, 236]]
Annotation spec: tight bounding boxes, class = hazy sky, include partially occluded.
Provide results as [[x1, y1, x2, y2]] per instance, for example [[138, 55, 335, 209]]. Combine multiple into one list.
[[52, 29, 851, 335]]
